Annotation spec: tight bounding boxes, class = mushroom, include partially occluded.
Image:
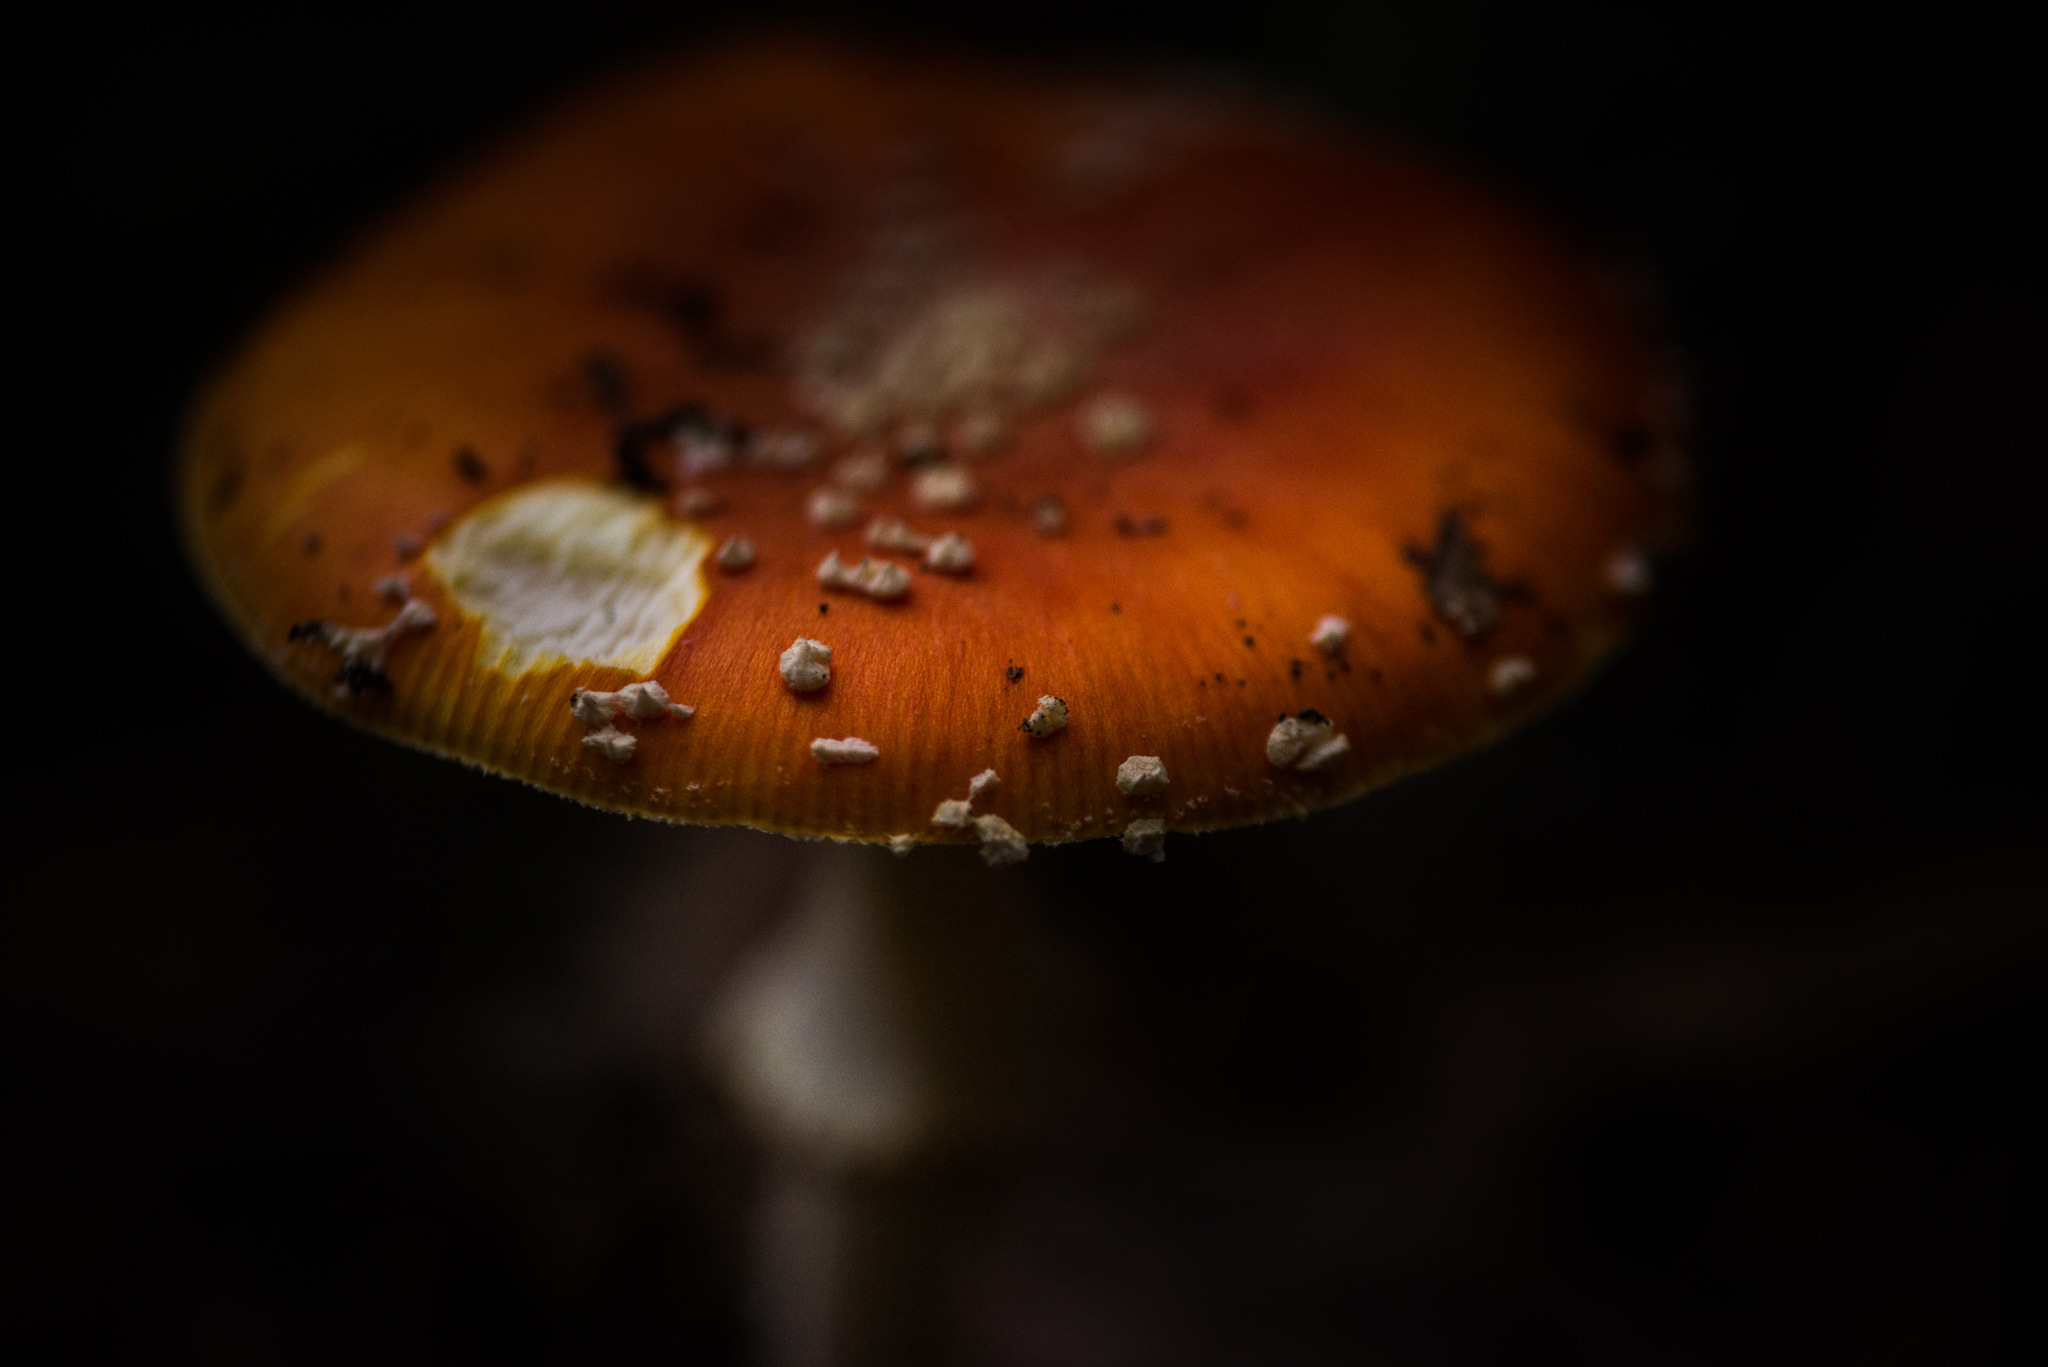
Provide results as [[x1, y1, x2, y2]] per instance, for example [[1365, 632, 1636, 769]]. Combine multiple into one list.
[[175, 36, 1684, 1365]]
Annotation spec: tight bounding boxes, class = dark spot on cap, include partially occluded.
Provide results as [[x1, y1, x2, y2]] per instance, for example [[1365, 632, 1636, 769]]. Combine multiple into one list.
[[1243, 636, 1255, 648], [818, 602, 829, 614], [1111, 602, 1121, 613], [207, 456, 245, 517], [581, 351, 629, 414], [1296, 708, 1329, 725], [1004, 665, 1024, 683], [454, 445, 489, 483], [1290, 659, 1302, 678], [300, 533, 321, 556], [1404, 509, 1503, 638], [336, 662, 393, 696]]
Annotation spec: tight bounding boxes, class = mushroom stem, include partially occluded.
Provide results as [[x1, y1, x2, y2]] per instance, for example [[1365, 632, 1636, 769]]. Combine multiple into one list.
[[705, 842, 1098, 1366]]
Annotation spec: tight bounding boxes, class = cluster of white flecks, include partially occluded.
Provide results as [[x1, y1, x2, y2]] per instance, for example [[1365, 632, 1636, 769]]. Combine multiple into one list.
[[1022, 695, 1069, 737], [294, 598, 439, 697], [811, 736, 880, 765], [864, 517, 974, 573], [1115, 754, 1169, 795], [570, 680, 694, 765], [779, 637, 833, 692], [817, 551, 913, 601], [1488, 655, 1537, 697], [1267, 712, 1351, 772], [925, 767, 1027, 865], [715, 536, 756, 571]]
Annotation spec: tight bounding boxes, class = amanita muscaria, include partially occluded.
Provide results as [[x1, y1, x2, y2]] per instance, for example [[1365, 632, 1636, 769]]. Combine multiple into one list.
[[178, 38, 1682, 860]]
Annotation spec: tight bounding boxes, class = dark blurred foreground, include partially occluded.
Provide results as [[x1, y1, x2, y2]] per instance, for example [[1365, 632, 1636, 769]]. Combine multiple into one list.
[[7, 3, 2043, 1362]]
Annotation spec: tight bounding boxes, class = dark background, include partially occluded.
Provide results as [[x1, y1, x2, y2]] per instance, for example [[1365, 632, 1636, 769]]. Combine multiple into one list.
[[8, 3, 2043, 1362]]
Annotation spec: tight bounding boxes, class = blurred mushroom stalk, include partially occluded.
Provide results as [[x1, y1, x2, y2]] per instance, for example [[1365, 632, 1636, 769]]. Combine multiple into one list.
[[706, 842, 1101, 1367]]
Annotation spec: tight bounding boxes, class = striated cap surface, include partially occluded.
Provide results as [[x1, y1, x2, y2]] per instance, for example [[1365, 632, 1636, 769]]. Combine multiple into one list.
[[179, 39, 1684, 848]]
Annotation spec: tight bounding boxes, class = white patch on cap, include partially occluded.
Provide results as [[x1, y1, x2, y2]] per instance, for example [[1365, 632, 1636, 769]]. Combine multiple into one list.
[[1489, 655, 1537, 697], [425, 480, 711, 675], [887, 834, 916, 856], [1266, 712, 1351, 772], [780, 637, 833, 692], [832, 450, 890, 492], [796, 282, 1088, 440], [1309, 615, 1351, 656], [931, 798, 973, 828], [923, 533, 974, 574], [582, 726, 637, 764], [807, 487, 863, 530], [1122, 818, 1166, 862], [864, 517, 931, 553], [911, 465, 978, 512], [373, 572, 410, 603], [715, 536, 756, 571], [1116, 755, 1169, 795], [1078, 393, 1155, 457], [1022, 695, 1069, 737], [972, 814, 1029, 867], [817, 551, 912, 601], [1605, 545, 1654, 595], [967, 769, 999, 801], [812, 736, 879, 765]]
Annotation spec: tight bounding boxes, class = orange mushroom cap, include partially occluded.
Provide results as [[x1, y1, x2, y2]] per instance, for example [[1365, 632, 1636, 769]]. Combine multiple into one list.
[[177, 38, 1683, 849]]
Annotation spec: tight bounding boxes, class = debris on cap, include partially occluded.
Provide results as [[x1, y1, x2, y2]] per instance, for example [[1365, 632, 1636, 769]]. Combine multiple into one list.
[[811, 736, 880, 765], [1605, 545, 1654, 595], [779, 637, 833, 692], [910, 465, 977, 511], [972, 813, 1029, 867], [1266, 710, 1351, 772], [1122, 818, 1166, 862], [887, 834, 917, 856], [676, 487, 725, 517], [1405, 510, 1502, 638], [582, 726, 637, 764], [923, 532, 974, 574], [715, 535, 757, 571], [1022, 695, 1069, 737], [1489, 655, 1537, 697], [1310, 615, 1352, 656], [832, 450, 890, 492], [806, 487, 863, 529], [287, 598, 438, 697], [967, 768, 999, 801], [1116, 754, 1169, 795], [1078, 393, 1155, 457], [1029, 494, 1068, 537], [931, 798, 974, 828], [817, 550, 912, 600], [373, 572, 410, 603]]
